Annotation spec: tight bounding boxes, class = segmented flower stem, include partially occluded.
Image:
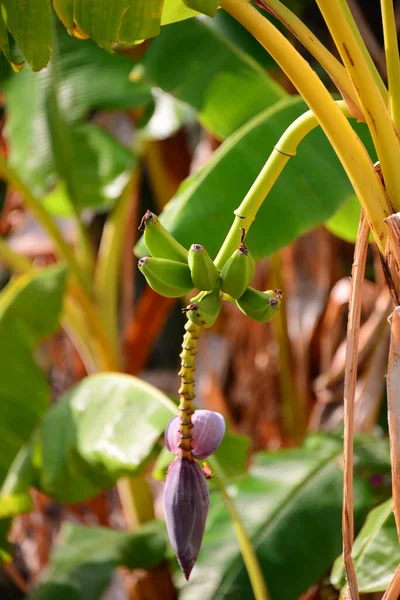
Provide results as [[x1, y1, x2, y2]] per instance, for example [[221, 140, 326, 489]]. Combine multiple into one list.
[[178, 320, 201, 459]]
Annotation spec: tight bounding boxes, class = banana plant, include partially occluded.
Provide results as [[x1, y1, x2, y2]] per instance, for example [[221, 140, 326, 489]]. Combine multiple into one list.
[[0, 1, 399, 600]]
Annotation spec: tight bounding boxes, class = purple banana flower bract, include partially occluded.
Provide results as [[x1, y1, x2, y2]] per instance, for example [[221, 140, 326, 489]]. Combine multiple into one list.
[[163, 456, 209, 580], [165, 409, 225, 458]]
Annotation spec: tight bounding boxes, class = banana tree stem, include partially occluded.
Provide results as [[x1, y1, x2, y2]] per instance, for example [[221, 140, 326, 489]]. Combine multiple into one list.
[[216, 100, 355, 268], [314, 0, 400, 212], [219, 0, 391, 263], [255, 0, 365, 119], [0, 238, 32, 273], [208, 455, 270, 600], [381, 0, 400, 131]]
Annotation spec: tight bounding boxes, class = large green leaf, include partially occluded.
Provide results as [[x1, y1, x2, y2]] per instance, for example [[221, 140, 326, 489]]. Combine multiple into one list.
[[181, 434, 390, 600], [136, 16, 285, 139], [209, 11, 277, 70], [30, 521, 166, 600], [25, 373, 177, 503], [0, 266, 67, 486], [54, 0, 164, 51], [4, 26, 151, 214], [53, 0, 200, 48], [326, 194, 368, 244], [136, 96, 376, 261], [1, 0, 51, 70], [331, 499, 400, 593], [183, 0, 220, 17]]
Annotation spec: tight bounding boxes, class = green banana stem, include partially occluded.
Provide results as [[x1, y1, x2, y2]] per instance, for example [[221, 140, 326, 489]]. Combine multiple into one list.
[[178, 320, 201, 459], [219, 0, 392, 259], [0, 238, 32, 273], [215, 100, 366, 269], [381, 0, 400, 131], [95, 170, 139, 368], [208, 454, 270, 600], [254, 0, 366, 119]]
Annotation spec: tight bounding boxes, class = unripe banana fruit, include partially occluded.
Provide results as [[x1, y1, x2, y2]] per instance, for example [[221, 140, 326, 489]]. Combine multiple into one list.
[[138, 257, 193, 298], [220, 231, 255, 299], [188, 244, 220, 291], [184, 289, 221, 328], [139, 210, 188, 264], [236, 287, 283, 322]]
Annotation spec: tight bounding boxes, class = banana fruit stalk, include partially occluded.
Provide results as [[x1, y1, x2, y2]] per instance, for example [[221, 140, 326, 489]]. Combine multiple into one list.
[[220, 230, 255, 299], [188, 244, 220, 291], [236, 287, 283, 322], [138, 256, 193, 298], [139, 210, 188, 263], [184, 289, 221, 328]]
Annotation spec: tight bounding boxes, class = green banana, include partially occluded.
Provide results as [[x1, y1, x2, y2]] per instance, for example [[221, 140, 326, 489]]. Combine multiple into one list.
[[220, 234, 255, 299], [184, 289, 221, 328], [188, 244, 220, 291], [139, 210, 188, 264], [236, 287, 283, 322], [138, 257, 193, 298]]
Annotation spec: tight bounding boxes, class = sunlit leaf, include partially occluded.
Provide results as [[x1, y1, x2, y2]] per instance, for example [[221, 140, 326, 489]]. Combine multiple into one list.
[[331, 499, 400, 593], [72, 0, 164, 51], [136, 16, 285, 139], [4, 26, 150, 215], [0, 266, 67, 486], [31, 373, 177, 503], [1, 0, 51, 70], [183, 0, 220, 17], [161, 0, 198, 25], [0, 493, 32, 518], [30, 521, 166, 600], [181, 434, 390, 599]]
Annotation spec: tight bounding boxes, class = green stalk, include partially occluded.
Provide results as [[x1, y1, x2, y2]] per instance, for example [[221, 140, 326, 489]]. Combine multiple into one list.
[[117, 473, 155, 529], [215, 100, 359, 268], [0, 156, 92, 296], [336, 0, 387, 101], [0, 238, 32, 273], [95, 169, 139, 367], [220, 0, 392, 257], [314, 0, 400, 212], [208, 454, 269, 600], [381, 0, 400, 131], [255, 0, 365, 119], [269, 253, 304, 442]]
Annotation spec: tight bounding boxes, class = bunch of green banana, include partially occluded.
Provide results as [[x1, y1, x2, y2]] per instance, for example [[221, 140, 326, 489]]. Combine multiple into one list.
[[183, 289, 221, 328], [236, 287, 283, 322], [138, 257, 193, 298], [220, 231, 255, 299], [139, 210, 188, 263], [188, 244, 220, 291]]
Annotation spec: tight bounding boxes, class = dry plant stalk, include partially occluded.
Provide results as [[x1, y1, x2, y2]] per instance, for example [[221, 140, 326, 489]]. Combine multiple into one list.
[[382, 564, 400, 600], [342, 211, 370, 600], [386, 306, 400, 541]]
